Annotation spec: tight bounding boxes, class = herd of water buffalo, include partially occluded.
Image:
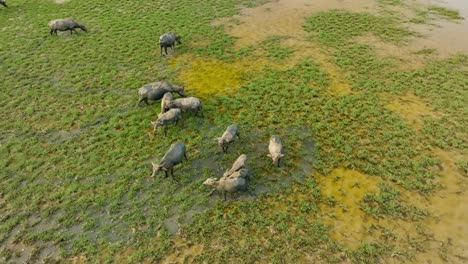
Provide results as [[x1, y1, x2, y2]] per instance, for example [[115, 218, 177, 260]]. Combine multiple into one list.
[[0, 3, 287, 200], [136, 80, 285, 201]]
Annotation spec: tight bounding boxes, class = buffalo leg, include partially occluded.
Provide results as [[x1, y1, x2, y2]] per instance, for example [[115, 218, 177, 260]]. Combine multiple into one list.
[[135, 98, 143, 107]]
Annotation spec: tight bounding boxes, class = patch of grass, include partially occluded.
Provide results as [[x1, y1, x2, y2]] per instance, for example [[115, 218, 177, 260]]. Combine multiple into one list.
[[304, 10, 415, 47], [412, 48, 437, 55], [259, 35, 295, 61], [361, 182, 428, 220], [428, 5, 464, 20], [410, 5, 463, 24], [455, 159, 468, 177]]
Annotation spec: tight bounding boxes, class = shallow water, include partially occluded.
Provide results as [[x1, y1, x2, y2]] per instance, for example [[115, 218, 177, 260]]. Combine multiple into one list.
[[410, 0, 468, 56]]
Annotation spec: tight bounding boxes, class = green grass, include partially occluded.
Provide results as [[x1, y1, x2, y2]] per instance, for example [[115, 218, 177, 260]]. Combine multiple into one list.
[[304, 9, 415, 47], [410, 5, 464, 24], [1, 0, 467, 263], [428, 5, 464, 20], [361, 182, 428, 220]]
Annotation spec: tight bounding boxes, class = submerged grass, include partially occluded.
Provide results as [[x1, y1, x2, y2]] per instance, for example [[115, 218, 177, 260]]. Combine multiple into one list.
[[1, 0, 467, 263]]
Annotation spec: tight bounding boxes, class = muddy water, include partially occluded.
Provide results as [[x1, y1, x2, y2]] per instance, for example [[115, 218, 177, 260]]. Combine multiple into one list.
[[169, 0, 380, 96], [410, 0, 468, 56], [215, 0, 378, 48], [216, 0, 378, 95]]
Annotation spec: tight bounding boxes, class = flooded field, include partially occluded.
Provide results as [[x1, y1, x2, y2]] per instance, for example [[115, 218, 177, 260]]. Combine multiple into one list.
[[167, 0, 468, 262], [1, 0, 466, 263]]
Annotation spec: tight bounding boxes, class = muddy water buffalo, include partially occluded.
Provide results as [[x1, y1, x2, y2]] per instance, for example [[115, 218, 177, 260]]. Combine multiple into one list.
[[268, 135, 284, 167], [136, 81, 185, 107], [151, 142, 187, 178]]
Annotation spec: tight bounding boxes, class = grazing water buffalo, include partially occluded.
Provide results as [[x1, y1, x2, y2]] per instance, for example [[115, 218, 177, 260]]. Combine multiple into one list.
[[161, 92, 203, 116], [49, 18, 87, 35], [136, 81, 185, 107], [151, 108, 182, 136], [151, 142, 187, 178], [216, 124, 240, 153], [268, 135, 284, 167], [159, 32, 181, 55]]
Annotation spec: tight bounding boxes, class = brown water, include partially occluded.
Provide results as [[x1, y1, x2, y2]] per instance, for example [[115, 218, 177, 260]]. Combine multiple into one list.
[[170, 0, 379, 97], [217, 0, 379, 95], [410, 0, 468, 56]]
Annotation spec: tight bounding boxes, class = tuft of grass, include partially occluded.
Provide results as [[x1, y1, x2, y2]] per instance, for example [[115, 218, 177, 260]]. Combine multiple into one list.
[[428, 5, 464, 20], [361, 182, 428, 220], [455, 160, 468, 177], [259, 35, 295, 61], [304, 9, 415, 47]]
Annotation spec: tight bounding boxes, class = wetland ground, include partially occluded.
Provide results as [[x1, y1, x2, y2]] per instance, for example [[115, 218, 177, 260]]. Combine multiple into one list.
[[0, 0, 467, 263]]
